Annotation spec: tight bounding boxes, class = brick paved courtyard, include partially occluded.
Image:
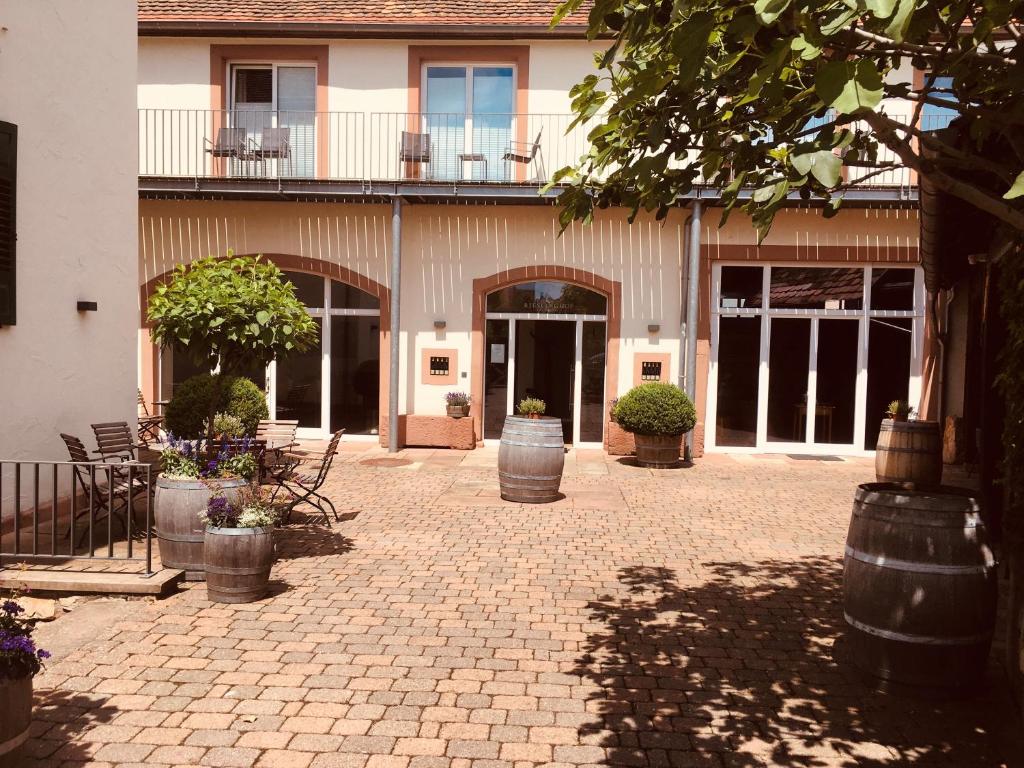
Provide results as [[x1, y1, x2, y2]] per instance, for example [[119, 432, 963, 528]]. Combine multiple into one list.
[[22, 448, 1024, 767]]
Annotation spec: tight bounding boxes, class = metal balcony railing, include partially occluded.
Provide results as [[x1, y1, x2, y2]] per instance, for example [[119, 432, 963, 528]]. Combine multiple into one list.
[[138, 108, 933, 192]]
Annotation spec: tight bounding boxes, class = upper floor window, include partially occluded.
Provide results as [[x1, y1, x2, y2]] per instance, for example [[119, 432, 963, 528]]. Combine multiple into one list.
[[921, 74, 957, 132]]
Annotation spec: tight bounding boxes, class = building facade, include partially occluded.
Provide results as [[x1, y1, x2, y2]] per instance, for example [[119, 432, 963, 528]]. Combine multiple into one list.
[[0, 0, 138, 462], [136, 0, 926, 457]]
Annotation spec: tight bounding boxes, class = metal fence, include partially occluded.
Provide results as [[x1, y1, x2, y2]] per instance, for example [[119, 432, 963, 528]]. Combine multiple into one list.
[[0, 461, 154, 574]]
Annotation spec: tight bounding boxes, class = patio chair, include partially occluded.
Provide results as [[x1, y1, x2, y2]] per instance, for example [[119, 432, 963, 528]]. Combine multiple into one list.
[[503, 128, 545, 180], [255, 419, 299, 481], [255, 127, 291, 161], [204, 127, 251, 159], [60, 433, 147, 544], [137, 389, 163, 445], [90, 421, 154, 495], [399, 131, 432, 176], [270, 429, 345, 525]]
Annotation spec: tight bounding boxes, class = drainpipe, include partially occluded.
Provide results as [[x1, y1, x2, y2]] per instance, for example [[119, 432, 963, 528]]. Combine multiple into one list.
[[388, 197, 403, 453], [683, 200, 703, 458]]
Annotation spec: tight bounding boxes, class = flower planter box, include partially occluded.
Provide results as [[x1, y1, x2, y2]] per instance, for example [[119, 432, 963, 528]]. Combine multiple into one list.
[[204, 525, 276, 604], [446, 404, 470, 419], [0, 676, 32, 763]]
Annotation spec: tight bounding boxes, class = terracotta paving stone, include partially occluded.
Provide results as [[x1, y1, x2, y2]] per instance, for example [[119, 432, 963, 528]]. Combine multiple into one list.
[[23, 449, 1024, 767]]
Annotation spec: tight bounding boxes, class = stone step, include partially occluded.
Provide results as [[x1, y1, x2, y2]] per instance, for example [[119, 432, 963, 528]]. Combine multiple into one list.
[[0, 566, 183, 595]]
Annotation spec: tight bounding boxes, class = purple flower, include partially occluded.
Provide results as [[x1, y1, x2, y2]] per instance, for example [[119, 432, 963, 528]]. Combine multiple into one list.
[[1, 600, 23, 615], [37, 650, 51, 660]]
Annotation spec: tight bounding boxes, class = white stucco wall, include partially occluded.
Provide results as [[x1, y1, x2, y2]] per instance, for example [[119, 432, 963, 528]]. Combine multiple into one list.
[[0, 0, 138, 461]]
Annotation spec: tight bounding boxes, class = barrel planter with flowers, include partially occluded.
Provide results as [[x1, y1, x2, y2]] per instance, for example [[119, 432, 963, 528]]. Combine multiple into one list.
[[612, 383, 697, 468], [202, 485, 279, 604], [0, 597, 50, 764], [498, 399, 565, 503], [445, 391, 471, 418], [155, 436, 259, 580]]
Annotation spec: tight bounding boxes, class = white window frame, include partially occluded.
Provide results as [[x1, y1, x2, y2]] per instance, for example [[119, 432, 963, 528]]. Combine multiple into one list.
[[705, 262, 925, 455], [228, 61, 318, 114]]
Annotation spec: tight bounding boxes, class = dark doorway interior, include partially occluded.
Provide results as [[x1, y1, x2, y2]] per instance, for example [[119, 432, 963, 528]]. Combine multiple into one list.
[[515, 319, 575, 442]]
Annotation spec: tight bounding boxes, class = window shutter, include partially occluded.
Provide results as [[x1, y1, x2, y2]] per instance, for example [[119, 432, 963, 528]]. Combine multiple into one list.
[[0, 121, 15, 326]]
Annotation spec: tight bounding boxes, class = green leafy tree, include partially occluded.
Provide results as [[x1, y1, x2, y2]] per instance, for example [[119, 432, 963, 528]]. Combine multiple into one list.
[[148, 253, 318, 437], [551, 0, 1024, 235]]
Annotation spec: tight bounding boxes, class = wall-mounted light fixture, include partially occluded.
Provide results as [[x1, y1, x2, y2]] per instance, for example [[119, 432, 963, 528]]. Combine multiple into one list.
[[433, 320, 447, 330], [647, 323, 660, 334], [77, 301, 98, 312]]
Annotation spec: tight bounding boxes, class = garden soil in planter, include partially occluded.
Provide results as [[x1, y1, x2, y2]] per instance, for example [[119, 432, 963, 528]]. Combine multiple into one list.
[[205, 525, 276, 604], [155, 476, 247, 580]]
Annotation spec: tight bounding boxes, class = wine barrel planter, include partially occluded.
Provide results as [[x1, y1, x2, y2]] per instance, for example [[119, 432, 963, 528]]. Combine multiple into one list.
[[0, 676, 31, 764], [498, 416, 565, 503], [154, 476, 247, 580], [447, 405, 469, 419], [633, 433, 683, 468], [204, 526, 276, 604], [843, 483, 997, 690], [875, 419, 942, 486]]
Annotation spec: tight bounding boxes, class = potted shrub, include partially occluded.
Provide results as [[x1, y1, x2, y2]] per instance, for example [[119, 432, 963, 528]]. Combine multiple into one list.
[[165, 375, 269, 439], [0, 596, 50, 764], [154, 436, 259, 580], [445, 392, 471, 418], [518, 397, 546, 419], [202, 484, 278, 604], [886, 399, 915, 422], [613, 383, 696, 468]]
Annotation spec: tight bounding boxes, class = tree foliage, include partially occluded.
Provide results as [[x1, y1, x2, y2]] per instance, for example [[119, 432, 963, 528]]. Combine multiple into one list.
[[148, 253, 318, 375], [551, 0, 1024, 235]]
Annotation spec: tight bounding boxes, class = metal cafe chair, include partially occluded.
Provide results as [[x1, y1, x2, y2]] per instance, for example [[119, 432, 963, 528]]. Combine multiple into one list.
[[399, 130, 432, 177], [204, 127, 251, 160], [60, 433, 147, 544], [90, 421, 154, 497], [137, 389, 163, 445], [255, 419, 300, 482], [269, 429, 345, 525], [503, 128, 545, 180]]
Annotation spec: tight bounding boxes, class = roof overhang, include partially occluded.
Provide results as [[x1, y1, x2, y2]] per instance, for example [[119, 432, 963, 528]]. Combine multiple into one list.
[[138, 20, 594, 39]]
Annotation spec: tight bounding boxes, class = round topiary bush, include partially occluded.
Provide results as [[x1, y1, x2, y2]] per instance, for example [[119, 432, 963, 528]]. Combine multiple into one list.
[[612, 382, 696, 436], [165, 374, 268, 438]]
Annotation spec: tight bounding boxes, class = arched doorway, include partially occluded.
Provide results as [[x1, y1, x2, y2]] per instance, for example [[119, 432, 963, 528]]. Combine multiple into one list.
[[482, 280, 608, 445], [150, 260, 387, 440]]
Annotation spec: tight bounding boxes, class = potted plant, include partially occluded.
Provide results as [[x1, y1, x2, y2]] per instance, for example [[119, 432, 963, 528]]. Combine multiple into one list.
[[445, 392, 471, 418], [154, 436, 259, 580], [518, 397, 546, 419], [202, 484, 278, 604], [0, 596, 51, 764], [612, 382, 696, 468], [886, 400, 916, 422], [609, 398, 619, 423]]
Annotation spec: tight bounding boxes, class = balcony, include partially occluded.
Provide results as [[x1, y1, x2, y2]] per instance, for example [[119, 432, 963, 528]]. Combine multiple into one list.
[[138, 109, 942, 202]]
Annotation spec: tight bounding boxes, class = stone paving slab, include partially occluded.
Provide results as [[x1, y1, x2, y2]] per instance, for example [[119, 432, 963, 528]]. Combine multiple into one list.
[[20, 448, 1024, 768]]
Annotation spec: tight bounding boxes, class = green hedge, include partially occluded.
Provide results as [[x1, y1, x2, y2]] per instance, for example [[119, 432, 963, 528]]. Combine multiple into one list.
[[165, 374, 268, 438], [612, 382, 696, 436]]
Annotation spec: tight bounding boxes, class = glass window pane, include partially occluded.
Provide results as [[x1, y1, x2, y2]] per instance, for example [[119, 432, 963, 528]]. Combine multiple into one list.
[[580, 321, 606, 443], [871, 268, 915, 311], [472, 67, 514, 114], [767, 317, 811, 442], [277, 67, 316, 112], [769, 267, 863, 310], [720, 266, 763, 308], [715, 316, 761, 447], [331, 280, 380, 310], [515, 319, 574, 443], [922, 75, 957, 131], [282, 271, 324, 308], [275, 317, 322, 429], [330, 315, 380, 435], [486, 281, 607, 315], [484, 319, 510, 440], [865, 317, 912, 449], [234, 68, 272, 105], [425, 68, 467, 181], [815, 319, 858, 444], [425, 67, 467, 114], [471, 67, 514, 182]]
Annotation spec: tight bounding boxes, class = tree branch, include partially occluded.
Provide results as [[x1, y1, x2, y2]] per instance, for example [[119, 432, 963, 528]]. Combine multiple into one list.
[[849, 27, 1016, 66]]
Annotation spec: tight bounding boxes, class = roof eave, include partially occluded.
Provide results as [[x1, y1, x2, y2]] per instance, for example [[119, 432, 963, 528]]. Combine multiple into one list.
[[137, 20, 595, 39]]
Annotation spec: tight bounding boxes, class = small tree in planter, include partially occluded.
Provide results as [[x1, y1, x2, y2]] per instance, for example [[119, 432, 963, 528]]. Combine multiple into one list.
[[0, 596, 51, 763], [445, 392, 471, 418], [613, 383, 696, 468], [201, 485, 279, 604], [518, 398, 546, 419]]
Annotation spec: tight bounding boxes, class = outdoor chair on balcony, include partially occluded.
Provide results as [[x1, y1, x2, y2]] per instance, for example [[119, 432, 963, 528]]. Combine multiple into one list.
[[60, 433, 147, 545], [399, 131, 432, 177], [255, 128, 291, 160], [204, 127, 252, 160], [503, 128, 545, 181], [269, 429, 345, 525], [137, 389, 163, 445]]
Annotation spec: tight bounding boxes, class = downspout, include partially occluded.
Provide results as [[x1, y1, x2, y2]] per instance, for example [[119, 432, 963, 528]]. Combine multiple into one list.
[[683, 200, 703, 459], [388, 197, 403, 453], [678, 210, 693, 391]]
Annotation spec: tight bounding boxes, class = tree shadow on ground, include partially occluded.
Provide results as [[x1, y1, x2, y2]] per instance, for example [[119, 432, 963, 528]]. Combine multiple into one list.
[[274, 524, 354, 560], [18, 689, 119, 766], [574, 559, 1024, 768]]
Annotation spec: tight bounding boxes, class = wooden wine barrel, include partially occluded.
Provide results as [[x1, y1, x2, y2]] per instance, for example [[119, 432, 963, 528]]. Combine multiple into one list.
[[0, 676, 31, 764], [843, 483, 997, 690], [498, 416, 565, 503], [875, 419, 942, 486], [204, 526, 275, 604], [154, 476, 247, 580], [633, 433, 683, 468]]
